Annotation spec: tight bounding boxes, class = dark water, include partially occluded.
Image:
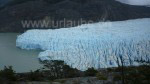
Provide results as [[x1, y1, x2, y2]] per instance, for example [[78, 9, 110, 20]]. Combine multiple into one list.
[[0, 33, 42, 73]]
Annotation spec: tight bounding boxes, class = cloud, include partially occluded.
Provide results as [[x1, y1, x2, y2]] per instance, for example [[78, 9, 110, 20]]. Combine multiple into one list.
[[117, 0, 150, 6]]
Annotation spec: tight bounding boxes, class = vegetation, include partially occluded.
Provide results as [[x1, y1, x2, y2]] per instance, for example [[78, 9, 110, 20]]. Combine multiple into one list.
[[27, 70, 44, 81], [40, 60, 81, 80], [44, 0, 64, 4], [113, 56, 150, 84], [96, 72, 107, 80], [0, 66, 17, 83], [112, 65, 150, 84], [84, 67, 98, 76], [0, 60, 150, 83], [113, 74, 122, 81]]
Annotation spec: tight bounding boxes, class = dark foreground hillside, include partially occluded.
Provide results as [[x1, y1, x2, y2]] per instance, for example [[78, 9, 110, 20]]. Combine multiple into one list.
[[1, 63, 150, 84], [0, 0, 150, 32]]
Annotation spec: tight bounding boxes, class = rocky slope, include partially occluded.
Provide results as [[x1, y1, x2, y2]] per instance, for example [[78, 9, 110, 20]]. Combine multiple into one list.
[[0, 0, 150, 32], [0, 0, 11, 7]]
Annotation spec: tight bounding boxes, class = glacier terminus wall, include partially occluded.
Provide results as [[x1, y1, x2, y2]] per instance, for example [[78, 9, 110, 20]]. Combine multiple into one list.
[[16, 18, 150, 71]]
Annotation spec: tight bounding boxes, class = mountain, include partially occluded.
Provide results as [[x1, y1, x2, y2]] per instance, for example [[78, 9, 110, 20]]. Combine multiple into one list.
[[0, 0, 11, 7], [0, 0, 150, 32]]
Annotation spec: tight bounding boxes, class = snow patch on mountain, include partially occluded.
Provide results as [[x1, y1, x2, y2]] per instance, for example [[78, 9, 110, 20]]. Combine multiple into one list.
[[116, 0, 150, 6]]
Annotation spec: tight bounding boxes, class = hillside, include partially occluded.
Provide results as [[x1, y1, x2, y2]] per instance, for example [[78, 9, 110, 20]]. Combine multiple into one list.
[[0, 0, 150, 32], [0, 0, 11, 7]]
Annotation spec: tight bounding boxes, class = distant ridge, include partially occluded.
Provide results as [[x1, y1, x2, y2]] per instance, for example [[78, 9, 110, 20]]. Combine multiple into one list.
[[0, 0, 150, 32], [0, 0, 11, 7]]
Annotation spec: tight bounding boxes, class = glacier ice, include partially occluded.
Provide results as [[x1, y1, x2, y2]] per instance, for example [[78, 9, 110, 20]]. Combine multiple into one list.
[[16, 18, 150, 71]]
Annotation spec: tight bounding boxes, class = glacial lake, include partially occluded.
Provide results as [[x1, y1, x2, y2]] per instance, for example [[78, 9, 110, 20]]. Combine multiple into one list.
[[0, 33, 42, 73]]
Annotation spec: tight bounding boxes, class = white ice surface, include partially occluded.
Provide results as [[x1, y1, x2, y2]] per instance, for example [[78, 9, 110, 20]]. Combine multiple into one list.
[[16, 18, 150, 71], [116, 0, 150, 6]]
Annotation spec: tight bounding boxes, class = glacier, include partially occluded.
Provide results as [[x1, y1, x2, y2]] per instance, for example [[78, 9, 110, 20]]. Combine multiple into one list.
[[16, 18, 150, 71]]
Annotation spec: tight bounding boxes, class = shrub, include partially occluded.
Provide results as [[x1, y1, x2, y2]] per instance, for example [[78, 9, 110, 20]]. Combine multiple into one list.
[[107, 68, 113, 72], [114, 67, 123, 72], [28, 70, 44, 81], [40, 60, 81, 80], [113, 74, 121, 81], [44, 0, 64, 4], [0, 66, 17, 82], [96, 72, 107, 80], [63, 65, 81, 78], [71, 0, 89, 4], [125, 65, 150, 84], [84, 67, 98, 76]]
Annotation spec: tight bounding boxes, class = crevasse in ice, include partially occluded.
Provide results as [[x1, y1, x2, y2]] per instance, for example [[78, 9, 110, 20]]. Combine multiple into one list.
[[16, 18, 150, 71]]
